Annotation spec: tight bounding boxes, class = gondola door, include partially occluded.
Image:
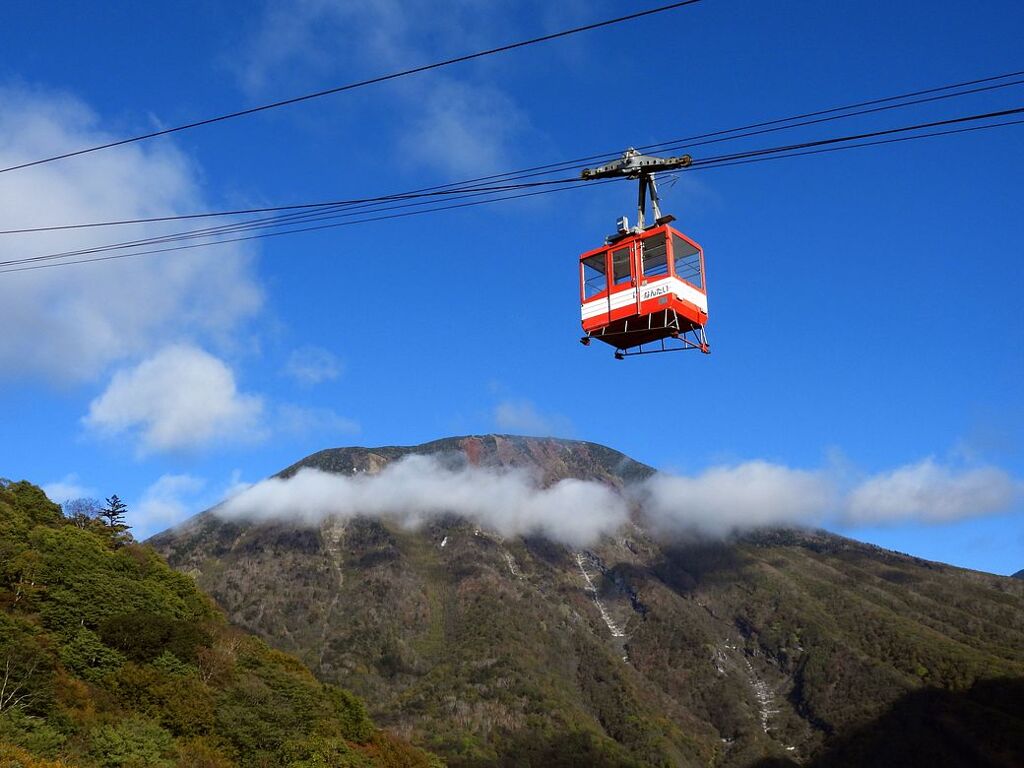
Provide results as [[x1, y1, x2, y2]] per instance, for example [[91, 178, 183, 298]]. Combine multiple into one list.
[[607, 240, 637, 324], [580, 247, 611, 329]]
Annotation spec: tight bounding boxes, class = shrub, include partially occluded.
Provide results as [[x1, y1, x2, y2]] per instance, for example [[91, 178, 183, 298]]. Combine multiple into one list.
[[88, 716, 175, 768], [97, 612, 210, 665]]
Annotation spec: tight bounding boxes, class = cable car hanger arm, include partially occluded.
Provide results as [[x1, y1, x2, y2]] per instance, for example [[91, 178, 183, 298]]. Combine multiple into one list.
[[580, 148, 692, 178], [581, 148, 692, 230]]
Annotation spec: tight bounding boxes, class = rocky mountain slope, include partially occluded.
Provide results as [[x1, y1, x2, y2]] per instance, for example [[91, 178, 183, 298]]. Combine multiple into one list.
[[152, 436, 1024, 767]]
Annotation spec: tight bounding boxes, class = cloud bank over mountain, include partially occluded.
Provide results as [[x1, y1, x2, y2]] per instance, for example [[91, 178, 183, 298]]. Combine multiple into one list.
[[218, 453, 1021, 546], [220, 454, 627, 547], [638, 461, 837, 537], [841, 458, 1019, 525]]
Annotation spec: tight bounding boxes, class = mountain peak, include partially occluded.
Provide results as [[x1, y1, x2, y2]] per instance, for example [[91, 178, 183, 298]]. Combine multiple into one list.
[[151, 435, 1024, 766], [279, 433, 656, 486]]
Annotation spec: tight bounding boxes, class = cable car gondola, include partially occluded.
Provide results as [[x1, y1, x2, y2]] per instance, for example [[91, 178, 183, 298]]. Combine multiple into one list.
[[578, 149, 709, 359]]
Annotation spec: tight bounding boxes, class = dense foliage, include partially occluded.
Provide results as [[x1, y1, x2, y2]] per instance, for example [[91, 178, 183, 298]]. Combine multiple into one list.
[[0, 479, 441, 768]]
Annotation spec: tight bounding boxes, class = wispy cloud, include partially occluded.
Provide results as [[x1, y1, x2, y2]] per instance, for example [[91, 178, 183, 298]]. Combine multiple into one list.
[[130, 471, 255, 539], [132, 473, 207, 538], [276, 403, 359, 437], [42, 473, 98, 505], [284, 345, 343, 386], [232, 0, 541, 177], [396, 79, 529, 176], [493, 398, 572, 436]]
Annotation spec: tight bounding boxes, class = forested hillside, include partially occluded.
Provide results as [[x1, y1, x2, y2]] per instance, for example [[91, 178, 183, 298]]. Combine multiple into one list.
[[0, 479, 441, 768]]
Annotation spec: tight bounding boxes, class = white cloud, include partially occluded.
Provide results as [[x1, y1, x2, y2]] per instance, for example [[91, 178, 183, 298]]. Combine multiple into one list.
[[494, 398, 572, 436], [284, 345, 342, 385], [640, 457, 1021, 535], [843, 459, 1020, 525], [638, 461, 836, 537], [131, 473, 207, 538], [0, 85, 262, 383], [276, 403, 359, 437], [216, 453, 1022, 546], [42, 473, 98, 505], [220, 454, 628, 548], [84, 344, 265, 455]]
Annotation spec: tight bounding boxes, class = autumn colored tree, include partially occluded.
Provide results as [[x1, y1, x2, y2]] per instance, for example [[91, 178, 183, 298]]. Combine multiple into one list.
[[62, 498, 102, 530]]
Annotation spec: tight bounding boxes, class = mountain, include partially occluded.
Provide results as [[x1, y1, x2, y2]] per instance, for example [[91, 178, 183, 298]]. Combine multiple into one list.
[[1013, 569, 1024, 579], [0, 478, 440, 767], [152, 435, 1024, 767]]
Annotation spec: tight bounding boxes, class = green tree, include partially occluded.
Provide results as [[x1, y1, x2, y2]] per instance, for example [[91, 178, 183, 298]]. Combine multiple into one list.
[[100, 496, 128, 529], [98, 611, 211, 664], [88, 716, 175, 768], [58, 627, 125, 682]]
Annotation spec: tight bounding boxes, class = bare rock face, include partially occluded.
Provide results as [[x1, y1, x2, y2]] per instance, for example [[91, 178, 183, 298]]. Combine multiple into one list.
[[151, 435, 1024, 768]]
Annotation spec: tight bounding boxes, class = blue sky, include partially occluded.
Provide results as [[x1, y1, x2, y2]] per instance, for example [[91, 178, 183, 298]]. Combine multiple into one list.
[[0, 0, 1022, 574]]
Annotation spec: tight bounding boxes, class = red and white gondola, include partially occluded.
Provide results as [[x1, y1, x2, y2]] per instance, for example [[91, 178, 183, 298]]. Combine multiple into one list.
[[578, 149, 709, 359]]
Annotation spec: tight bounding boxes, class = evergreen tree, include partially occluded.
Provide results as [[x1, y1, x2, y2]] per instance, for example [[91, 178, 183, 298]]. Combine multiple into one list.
[[100, 494, 128, 529]]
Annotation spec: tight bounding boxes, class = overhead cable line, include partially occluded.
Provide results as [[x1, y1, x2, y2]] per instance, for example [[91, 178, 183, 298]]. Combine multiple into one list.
[[3, 106, 1022, 275], [646, 77, 1024, 156], [0, 1, 702, 176], [692, 116, 1024, 171], [5, 107, 1024, 271], [689, 105, 1024, 166], [0, 178, 584, 235], [633, 69, 1024, 155], [5, 67, 1023, 235], [3, 80, 1021, 261], [0, 181, 611, 274], [0, 179, 581, 268]]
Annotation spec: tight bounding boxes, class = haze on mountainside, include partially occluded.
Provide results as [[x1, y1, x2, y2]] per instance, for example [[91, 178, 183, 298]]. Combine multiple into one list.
[[153, 435, 1024, 768]]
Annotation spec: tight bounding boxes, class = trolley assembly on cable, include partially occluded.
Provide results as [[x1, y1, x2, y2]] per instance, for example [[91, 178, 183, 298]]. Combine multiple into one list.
[[578, 148, 709, 359]]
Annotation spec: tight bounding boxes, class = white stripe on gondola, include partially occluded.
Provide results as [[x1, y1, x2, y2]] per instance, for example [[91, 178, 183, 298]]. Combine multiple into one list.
[[581, 277, 707, 320]]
